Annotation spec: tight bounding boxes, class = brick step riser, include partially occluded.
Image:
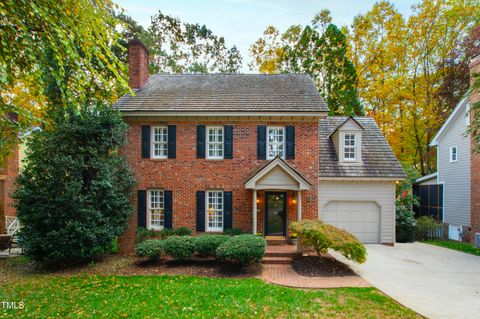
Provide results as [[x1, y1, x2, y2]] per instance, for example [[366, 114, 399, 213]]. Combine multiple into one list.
[[262, 260, 292, 265], [265, 252, 299, 258], [266, 241, 288, 246]]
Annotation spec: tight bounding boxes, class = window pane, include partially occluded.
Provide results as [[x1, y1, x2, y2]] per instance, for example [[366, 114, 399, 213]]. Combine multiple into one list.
[[207, 191, 223, 231], [149, 190, 164, 229], [207, 127, 224, 159], [152, 127, 168, 158], [267, 127, 285, 159]]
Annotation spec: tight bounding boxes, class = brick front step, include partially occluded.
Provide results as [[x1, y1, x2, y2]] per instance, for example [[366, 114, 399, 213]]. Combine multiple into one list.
[[265, 250, 300, 257], [262, 256, 293, 265]]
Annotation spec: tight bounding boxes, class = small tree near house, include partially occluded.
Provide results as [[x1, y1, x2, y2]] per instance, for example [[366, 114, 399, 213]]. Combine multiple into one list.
[[13, 105, 135, 262]]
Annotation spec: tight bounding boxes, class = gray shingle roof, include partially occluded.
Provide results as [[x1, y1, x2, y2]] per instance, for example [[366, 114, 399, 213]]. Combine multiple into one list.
[[115, 74, 328, 113], [319, 117, 405, 179]]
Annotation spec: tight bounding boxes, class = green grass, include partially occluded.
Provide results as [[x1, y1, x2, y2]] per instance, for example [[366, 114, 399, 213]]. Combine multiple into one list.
[[0, 275, 421, 318], [422, 239, 480, 256]]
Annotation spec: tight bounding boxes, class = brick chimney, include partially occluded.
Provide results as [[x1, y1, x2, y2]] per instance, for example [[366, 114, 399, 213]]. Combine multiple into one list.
[[128, 39, 149, 89], [470, 54, 480, 240]]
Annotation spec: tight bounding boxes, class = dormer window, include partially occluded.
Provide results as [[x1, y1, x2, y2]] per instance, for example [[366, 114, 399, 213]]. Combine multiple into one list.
[[343, 133, 357, 161]]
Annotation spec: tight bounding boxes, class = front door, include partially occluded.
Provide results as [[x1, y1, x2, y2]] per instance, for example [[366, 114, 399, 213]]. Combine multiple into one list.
[[265, 192, 287, 236]]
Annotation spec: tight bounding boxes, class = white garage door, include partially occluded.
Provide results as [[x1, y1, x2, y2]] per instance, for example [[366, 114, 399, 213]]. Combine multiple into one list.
[[323, 201, 380, 243]]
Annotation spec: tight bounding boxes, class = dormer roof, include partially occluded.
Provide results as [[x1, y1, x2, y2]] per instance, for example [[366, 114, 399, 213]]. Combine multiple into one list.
[[319, 117, 405, 180], [327, 116, 364, 138]]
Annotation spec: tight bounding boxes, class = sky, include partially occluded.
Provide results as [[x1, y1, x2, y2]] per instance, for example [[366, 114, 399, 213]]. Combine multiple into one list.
[[115, 0, 419, 71]]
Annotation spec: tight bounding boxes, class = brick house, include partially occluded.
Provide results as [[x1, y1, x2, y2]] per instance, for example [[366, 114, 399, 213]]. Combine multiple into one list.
[[0, 114, 20, 235], [117, 40, 405, 254]]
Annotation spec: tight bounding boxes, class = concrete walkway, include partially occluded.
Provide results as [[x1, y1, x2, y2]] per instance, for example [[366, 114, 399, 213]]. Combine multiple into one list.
[[331, 242, 480, 319]]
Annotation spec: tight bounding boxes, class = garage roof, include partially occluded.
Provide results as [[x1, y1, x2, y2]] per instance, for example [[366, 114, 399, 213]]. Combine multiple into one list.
[[319, 117, 406, 179]]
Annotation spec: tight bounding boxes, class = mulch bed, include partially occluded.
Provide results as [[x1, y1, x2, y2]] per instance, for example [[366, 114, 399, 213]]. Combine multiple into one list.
[[0, 254, 261, 282], [131, 256, 261, 278], [292, 255, 356, 277]]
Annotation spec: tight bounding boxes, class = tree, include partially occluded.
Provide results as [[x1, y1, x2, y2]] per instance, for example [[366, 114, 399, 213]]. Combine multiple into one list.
[[250, 11, 363, 115], [346, 0, 480, 175], [13, 105, 135, 262], [0, 0, 128, 164], [126, 11, 243, 74]]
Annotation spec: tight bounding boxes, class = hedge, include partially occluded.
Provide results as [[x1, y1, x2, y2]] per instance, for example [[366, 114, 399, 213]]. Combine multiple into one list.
[[136, 240, 164, 260], [216, 234, 266, 264], [194, 235, 230, 257], [163, 236, 195, 260]]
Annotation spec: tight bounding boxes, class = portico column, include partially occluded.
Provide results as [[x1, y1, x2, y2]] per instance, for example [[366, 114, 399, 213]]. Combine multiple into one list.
[[297, 190, 302, 221], [252, 190, 257, 234]]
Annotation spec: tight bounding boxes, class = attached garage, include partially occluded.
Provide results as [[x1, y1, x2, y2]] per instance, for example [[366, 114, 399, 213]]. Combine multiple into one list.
[[318, 117, 406, 245], [318, 181, 396, 244], [323, 201, 381, 243]]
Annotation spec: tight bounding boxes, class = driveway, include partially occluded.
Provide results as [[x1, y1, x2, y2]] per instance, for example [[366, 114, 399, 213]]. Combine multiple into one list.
[[331, 242, 480, 319]]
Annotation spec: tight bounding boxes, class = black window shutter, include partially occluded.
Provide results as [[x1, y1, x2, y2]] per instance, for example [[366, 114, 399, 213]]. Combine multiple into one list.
[[196, 191, 205, 232], [224, 125, 233, 159], [286, 126, 295, 159], [197, 125, 206, 158], [257, 125, 266, 160], [141, 125, 151, 159], [223, 191, 233, 230], [167, 125, 176, 159], [164, 190, 173, 229], [137, 190, 147, 228]]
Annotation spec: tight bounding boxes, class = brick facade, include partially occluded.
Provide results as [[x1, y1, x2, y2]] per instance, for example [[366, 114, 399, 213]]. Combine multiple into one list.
[[118, 119, 319, 254], [470, 55, 480, 239], [0, 142, 19, 234]]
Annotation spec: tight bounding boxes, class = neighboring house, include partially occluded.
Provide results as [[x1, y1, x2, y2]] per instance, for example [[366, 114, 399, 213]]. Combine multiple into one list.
[[116, 39, 405, 254], [425, 55, 480, 242], [0, 114, 20, 235]]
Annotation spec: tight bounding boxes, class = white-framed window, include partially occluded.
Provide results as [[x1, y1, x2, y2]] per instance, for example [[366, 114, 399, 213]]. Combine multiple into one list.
[[148, 189, 164, 230], [343, 133, 357, 161], [267, 126, 285, 159], [450, 145, 458, 162], [206, 190, 223, 232], [152, 126, 168, 158], [206, 126, 224, 159]]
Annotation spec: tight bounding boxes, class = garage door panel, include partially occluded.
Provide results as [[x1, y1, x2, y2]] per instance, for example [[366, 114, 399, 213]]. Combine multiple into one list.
[[323, 201, 380, 244], [351, 213, 364, 222], [350, 222, 364, 232], [338, 211, 351, 221]]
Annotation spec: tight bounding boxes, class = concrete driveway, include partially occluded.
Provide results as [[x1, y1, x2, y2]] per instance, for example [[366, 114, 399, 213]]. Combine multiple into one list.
[[332, 242, 480, 319]]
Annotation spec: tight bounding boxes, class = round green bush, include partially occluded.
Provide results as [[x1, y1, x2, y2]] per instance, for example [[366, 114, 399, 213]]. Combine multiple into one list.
[[136, 240, 164, 260], [223, 228, 244, 236], [174, 227, 192, 236], [194, 235, 230, 257], [216, 234, 266, 265], [163, 236, 195, 260]]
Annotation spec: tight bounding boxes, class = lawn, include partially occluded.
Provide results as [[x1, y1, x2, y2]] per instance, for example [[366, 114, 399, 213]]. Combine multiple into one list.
[[422, 239, 480, 256], [0, 274, 422, 319]]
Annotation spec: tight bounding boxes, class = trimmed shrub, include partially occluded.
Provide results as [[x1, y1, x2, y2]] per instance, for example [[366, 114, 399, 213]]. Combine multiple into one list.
[[290, 220, 366, 264], [136, 227, 161, 243], [163, 236, 195, 260], [194, 235, 230, 257], [216, 234, 266, 265], [415, 216, 442, 240], [223, 228, 244, 236], [161, 228, 175, 239], [136, 240, 164, 260], [174, 227, 192, 236]]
